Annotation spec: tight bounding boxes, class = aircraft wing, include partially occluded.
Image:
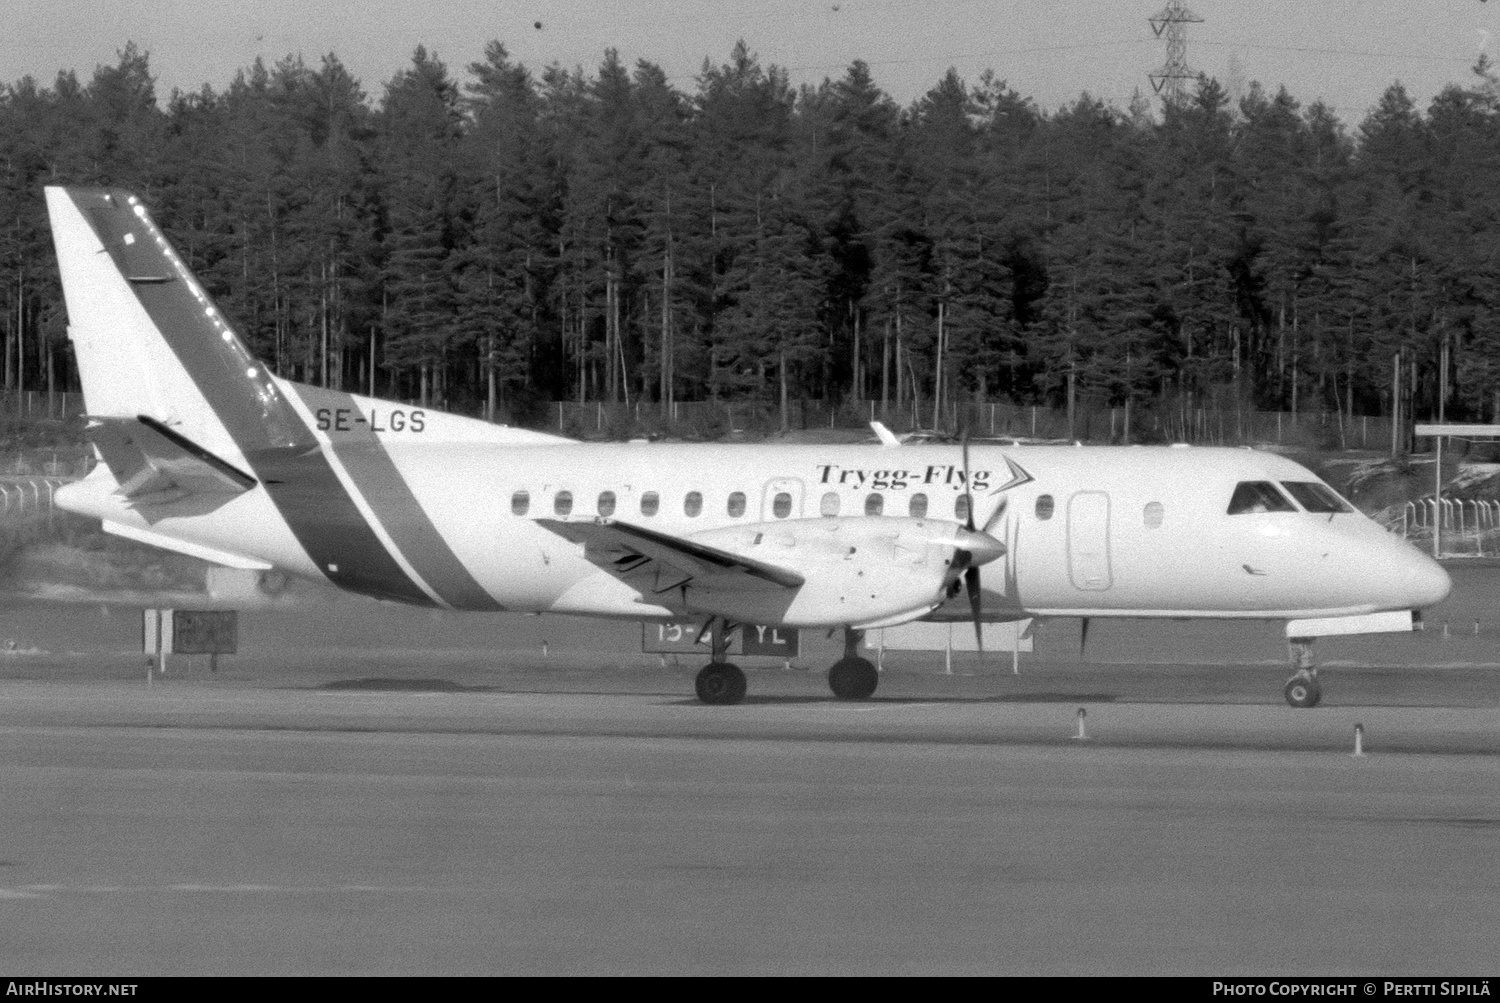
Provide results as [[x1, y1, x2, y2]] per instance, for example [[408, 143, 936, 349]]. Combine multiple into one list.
[[87, 415, 257, 504], [534, 518, 805, 593]]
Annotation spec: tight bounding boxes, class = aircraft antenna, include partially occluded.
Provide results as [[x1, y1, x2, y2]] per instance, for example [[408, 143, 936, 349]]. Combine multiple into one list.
[[1148, 2, 1204, 107]]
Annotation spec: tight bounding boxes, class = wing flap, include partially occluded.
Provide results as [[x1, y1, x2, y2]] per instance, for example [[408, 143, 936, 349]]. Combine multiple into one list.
[[534, 518, 805, 591]]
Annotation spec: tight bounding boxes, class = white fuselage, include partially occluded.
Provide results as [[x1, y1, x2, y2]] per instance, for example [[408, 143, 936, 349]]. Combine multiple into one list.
[[60, 418, 1451, 626]]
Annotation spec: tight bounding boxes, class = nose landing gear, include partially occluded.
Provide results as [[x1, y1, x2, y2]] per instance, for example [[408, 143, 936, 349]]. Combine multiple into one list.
[[828, 627, 878, 700], [1283, 638, 1322, 708]]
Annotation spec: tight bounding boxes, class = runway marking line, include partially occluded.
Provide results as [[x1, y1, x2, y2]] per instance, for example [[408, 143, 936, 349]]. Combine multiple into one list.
[[11, 883, 446, 896]]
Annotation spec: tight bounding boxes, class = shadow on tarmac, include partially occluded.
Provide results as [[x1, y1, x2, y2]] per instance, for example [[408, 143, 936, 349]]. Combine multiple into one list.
[[663, 692, 1123, 707], [321, 677, 500, 693]]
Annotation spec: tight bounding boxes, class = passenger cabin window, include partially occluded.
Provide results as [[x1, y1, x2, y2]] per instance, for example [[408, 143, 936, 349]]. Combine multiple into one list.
[[684, 491, 703, 517], [1227, 481, 1296, 515], [554, 490, 573, 516], [640, 491, 659, 516], [1035, 494, 1054, 520], [954, 494, 970, 522], [821, 492, 840, 516], [1143, 501, 1164, 529], [772, 492, 792, 518], [865, 493, 884, 516], [727, 491, 747, 517], [1281, 481, 1353, 514], [511, 490, 530, 516], [908, 493, 928, 519], [597, 490, 616, 517]]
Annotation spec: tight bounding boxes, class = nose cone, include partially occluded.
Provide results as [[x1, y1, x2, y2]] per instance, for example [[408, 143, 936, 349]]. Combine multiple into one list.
[[1400, 549, 1452, 609], [956, 528, 1006, 567]]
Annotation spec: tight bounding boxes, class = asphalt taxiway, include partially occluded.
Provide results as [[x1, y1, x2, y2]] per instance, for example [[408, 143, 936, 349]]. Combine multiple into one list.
[[1, 672, 1499, 975], [2, 564, 1499, 974]]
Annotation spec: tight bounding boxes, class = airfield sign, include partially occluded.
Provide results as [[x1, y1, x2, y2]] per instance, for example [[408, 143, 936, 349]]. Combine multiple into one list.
[[143, 609, 239, 655], [643, 621, 799, 657]]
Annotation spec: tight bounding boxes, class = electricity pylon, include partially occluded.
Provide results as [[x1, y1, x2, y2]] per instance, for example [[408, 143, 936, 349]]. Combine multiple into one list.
[[1148, 2, 1204, 106]]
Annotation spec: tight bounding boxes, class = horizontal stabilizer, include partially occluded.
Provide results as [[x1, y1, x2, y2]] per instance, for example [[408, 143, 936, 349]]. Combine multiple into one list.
[[87, 415, 257, 503], [535, 518, 805, 592], [103, 520, 273, 571]]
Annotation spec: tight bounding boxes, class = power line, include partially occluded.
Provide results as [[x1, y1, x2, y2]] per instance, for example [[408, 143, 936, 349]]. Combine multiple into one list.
[[1196, 38, 1478, 65], [775, 39, 1141, 76]]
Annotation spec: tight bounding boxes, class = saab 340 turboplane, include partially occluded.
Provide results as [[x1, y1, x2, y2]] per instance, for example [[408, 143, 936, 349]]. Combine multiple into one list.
[[44, 187, 1451, 707]]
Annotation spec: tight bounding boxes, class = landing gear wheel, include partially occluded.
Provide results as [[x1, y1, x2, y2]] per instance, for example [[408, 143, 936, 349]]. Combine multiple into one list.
[[695, 663, 747, 705], [1283, 673, 1322, 709], [828, 657, 878, 700]]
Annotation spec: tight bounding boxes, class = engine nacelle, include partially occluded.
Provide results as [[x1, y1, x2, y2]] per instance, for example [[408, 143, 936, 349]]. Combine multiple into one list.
[[686, 516, 1001, 628]]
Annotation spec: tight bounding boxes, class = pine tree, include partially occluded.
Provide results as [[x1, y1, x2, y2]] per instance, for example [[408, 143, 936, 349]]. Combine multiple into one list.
[[458, 41, 553, 418], [378, 46, 463, 406]]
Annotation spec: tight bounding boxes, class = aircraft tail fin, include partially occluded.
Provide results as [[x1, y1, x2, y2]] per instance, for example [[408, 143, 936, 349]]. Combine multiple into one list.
[[45, 187, 316, 470]]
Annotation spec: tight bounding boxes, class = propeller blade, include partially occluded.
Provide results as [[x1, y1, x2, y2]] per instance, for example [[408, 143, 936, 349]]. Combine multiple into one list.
[[982, 496, 1008, 535], [961, 433, 976, 531], [949, 430, 1001, 657], [948, 543, 971, 597], [957, 430, 984, 661], [964, 563, 984, 657]]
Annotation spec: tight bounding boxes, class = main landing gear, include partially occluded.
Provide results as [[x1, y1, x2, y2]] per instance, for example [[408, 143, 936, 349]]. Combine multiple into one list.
[[1283, 638, 1322, 709], [828, 627, 878, 701], [691, 622, 877, 705], [695, 621, 746, 706]]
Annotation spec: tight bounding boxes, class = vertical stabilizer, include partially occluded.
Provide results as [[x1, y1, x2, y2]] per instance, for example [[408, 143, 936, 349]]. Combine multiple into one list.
[[47, 187, 501, 610], [45, 187, 315, 466]]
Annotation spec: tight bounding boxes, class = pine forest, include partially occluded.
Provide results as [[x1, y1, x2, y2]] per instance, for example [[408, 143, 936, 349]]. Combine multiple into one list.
[[3, 40, 1500, 436]]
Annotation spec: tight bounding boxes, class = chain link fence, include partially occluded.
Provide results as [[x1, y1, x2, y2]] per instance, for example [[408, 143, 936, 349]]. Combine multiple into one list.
[[546, 397, 1396, 448], [0, 391, 83, 421]]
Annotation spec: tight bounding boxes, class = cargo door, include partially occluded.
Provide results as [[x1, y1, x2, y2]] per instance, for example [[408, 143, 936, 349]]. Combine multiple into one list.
[[1066, 490, 1112, 591]]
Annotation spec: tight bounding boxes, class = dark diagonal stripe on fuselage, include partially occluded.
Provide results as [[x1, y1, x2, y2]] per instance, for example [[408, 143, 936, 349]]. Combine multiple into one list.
[[69, 189, 433, 607], [331, 440, 503, 611], [286, 385, 503, 611], [251, 448, 442, 607]]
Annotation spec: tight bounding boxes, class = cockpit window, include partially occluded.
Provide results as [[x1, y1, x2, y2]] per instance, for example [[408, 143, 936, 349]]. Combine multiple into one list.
[[1227, 481, 1296, 515], [1281, 481, 1353, 514]]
